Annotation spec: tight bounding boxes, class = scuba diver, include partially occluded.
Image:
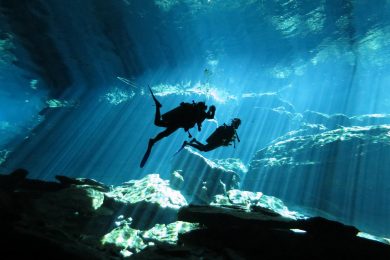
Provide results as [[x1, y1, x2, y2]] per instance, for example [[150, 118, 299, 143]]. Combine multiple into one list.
[[140, 87, 216, 168], [181, 118, 241, 152]]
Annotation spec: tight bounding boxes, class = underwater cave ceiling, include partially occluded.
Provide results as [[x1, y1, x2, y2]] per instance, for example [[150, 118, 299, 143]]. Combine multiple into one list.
[[1, 0, 388, 96], [1, 0, 390, 146]]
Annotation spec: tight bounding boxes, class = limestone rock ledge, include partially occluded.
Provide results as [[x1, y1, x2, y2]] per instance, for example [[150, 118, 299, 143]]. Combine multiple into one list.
[[133, 205, 390, 259], [244, 125, 390, 237], [0, 170, 190, 259]]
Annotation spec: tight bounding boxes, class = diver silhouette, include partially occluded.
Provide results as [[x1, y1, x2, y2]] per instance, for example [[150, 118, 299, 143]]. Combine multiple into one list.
[[140, 87, 216, 167], [181, 118, 241, 152]]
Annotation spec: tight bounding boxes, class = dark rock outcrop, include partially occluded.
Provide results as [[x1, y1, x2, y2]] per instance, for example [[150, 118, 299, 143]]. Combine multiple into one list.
[[243, 125, 390, 237], [132, 205, 390, 259], [0, 170, 188, 258], [1, 169, 389, 259]]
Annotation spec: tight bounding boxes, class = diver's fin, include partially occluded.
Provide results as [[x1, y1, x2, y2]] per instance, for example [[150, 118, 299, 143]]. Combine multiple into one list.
[[173, 141, 187, 156], [140, 139, 154, 168], [148, 85, 162, 108]]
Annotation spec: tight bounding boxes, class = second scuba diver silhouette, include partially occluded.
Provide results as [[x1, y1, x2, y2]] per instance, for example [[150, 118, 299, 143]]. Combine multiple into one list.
[[181, 118, 241, 152], [140, 87, 216, 168]]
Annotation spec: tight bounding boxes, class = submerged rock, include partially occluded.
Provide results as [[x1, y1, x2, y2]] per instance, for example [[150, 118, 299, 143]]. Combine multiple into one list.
[[171, 148, 240, 204], [105, 174, 187, 229], [0, 171, 189, 258], [0, 149, 10, 165], [106, 174, 187, 209], [55, 175, 110, 192], [102, 223, 145, 258], [133, 204, 390, 259], [302, 110, 351, 129], [350, 114, 390, 126], [102, 218, 199, 258], [244, 125, 390, 237], [211, 158, 248, 176], [269, 123, 328, 145], [241, 92, 296, 113], [1, 170, 389, 259], [211, 189, 305, 220]]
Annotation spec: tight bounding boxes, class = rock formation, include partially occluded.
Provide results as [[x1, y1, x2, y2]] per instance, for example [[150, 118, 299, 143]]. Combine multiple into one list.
[[0, 169, 389, 259], [244, 125, 390, 237], [171, 148, 240, 203]]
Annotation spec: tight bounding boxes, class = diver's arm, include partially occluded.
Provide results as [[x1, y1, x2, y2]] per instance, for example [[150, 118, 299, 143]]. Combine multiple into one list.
[[183, 127, 192, 138], [197, 122, 202, 131], [235, 130, 240, 142], [206, 105, 216, 119]]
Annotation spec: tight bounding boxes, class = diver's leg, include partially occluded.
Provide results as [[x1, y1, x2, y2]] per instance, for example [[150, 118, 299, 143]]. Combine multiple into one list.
[[187, 142, 216, 152], [186, 142, 207, 151], [151, 127, 177, 144], [153, 103, 170, 127], [153, 105, 165, 126], [200, 143, 216, 152], [149, 87, 167, 127], [141, 127, 177, 167]]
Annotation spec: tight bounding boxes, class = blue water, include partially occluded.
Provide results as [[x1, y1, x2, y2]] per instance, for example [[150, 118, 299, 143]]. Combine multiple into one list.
[[1, 0, 390, 237]]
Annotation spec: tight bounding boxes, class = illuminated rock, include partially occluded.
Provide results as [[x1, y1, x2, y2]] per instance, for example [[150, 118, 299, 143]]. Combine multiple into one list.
[[211, 158, 248, 177], [171, 148, 240, 204], [302, 110, 351, 129], [0, 171, 189, 258], [106, 174, 187, 209], [1, 170, 388, 259], [211, 189, 305, 220], [105, 174, 187, 229], [350, 114, 390, 126]]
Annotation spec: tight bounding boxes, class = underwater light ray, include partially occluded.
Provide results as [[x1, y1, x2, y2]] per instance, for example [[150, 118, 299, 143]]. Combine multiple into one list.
[[82, 112, 137, 180], [7, 101, 93, 180], [75, 110, 127, 178], [40, 97, 110, 179], [362, 74, 385, 114], [80, 93, 160, 182], [348, 143, 389, 234], [101, 106, 155, 181], [239, 122, 277, 189], [32, 87, 129, 179], [77, 106, 136, 181], [240, 108, 283, 159], [100, 118, 152, 182], [17, 91, 82, 176]]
